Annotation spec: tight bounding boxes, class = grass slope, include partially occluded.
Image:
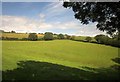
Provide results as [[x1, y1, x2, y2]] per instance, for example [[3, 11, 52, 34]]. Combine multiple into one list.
[[2, 40, 118, 71]]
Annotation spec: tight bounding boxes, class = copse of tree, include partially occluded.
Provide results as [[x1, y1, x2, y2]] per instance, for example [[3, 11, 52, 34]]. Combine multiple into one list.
[[11, 30, 16, 33], [63, 2, 120, 36], [28, 33, 38, 41], [70, 36, 75, 40], [64, 34, 71, 39], [94, 35, 110, 44], [66, 35, 71, 39], [44, 32, 53, 40], [94, 34, 120, 47], [94, 35, 106, 44], [85, 37, 92, 42], [58, 34, 65, 39]]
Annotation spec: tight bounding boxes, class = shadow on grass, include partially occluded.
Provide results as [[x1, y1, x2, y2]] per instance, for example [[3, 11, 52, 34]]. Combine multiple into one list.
[[111, 57, 120, 71], [2, 60, 120, 81]]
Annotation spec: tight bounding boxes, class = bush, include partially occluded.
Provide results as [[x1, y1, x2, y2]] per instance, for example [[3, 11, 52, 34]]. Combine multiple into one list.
[[11, 30, 16, 33], [28, 33, 38, 41], [58, 34, 64, 39], [1, 37, 18, 40], [94, 34, 120, 48], [44, 32, 53, 40], [65, 34, 71, 39], [21, 38, 28, 41], [38, 37, 44, 41], [70, 36, 75, 40], [85, 37, 92, 42]]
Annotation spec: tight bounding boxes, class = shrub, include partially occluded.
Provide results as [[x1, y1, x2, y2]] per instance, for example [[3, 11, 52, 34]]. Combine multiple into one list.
[[44, 32, 53, 40], [70, 36, 75, 40], [38, 37, 44, 41], [28, 33, 38, 41], [3, 37, 19, 40], [65, 34, 71, 39], [58, 34, 65, 39], [94, 34, 120, 48], [11, 30, 16, 33], [85, 37, 92, 42], [22, 38, 28, 41]]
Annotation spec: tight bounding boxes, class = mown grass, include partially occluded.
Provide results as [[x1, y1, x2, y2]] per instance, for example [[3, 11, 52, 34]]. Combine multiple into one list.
[[2, 40, 118, 71]]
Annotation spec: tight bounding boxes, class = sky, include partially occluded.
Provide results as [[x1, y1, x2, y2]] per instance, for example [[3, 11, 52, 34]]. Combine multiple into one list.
[[1, 2, 106, 36]]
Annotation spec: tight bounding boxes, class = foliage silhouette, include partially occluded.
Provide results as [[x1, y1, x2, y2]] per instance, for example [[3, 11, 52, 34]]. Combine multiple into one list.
[[58, 34, 65, 39], [111, 57, 120, 71], [2, 60, 119, 81], [63, 2, 120, 36], [85, 37, 92, 42], [44, 32, 54, 40], [112, 57, 120, 64], [28, 33, 38, 41]]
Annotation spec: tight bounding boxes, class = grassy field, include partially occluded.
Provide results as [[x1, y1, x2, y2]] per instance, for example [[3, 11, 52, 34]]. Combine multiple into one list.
[[2, 40, 118, 70], [2, 40, 119, 80]]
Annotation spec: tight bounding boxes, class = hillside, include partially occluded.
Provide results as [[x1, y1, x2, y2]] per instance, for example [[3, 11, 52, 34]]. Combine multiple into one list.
[[1, 33, 44, 39]]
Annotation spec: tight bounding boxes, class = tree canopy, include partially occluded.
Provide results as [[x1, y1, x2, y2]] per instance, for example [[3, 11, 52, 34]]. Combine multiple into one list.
[[44, 32, 54, 40], [28, 33, 38, 41], [85, 37, 92, 42], [63, 2, 120, 36], [58, 34, 65, 39]]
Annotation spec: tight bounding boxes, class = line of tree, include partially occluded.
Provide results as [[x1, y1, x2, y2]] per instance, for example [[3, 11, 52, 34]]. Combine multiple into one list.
[[94, 34, 120, 47], [1, 32, 120, 47], [0, 32, 72, 41], [0, 30, 16, 33]]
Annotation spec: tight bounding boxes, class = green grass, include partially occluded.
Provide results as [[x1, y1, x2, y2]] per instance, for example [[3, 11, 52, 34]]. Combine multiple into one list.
[[2, 40, 118, 71], [2, 40, 119, 80]]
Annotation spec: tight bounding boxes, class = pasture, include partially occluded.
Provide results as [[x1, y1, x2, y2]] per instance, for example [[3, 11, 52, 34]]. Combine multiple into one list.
[[2, 40, 119, 80]]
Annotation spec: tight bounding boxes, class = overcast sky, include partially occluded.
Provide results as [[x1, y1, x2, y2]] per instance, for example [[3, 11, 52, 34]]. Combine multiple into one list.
[[1, 2, 106, 36]]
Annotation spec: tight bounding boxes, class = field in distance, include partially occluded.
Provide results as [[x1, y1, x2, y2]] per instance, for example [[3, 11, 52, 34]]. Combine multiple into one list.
[[1, 33, 44, 39], [1, 33, 96, 41]]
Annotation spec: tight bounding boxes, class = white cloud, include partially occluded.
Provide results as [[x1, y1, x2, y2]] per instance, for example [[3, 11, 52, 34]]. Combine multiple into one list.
[[74, 23, 106, 36], [1, 15, 53, 33], [1, 15, 80, 31], [1, 15, 105, 36], [39, 13, 45, 19], [51, 21, 81, 30], [42, 2, 69, 18]]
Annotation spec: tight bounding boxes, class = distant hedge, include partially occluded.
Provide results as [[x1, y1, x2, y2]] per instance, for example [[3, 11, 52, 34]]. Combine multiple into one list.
[[0, 37, 19, 40]]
